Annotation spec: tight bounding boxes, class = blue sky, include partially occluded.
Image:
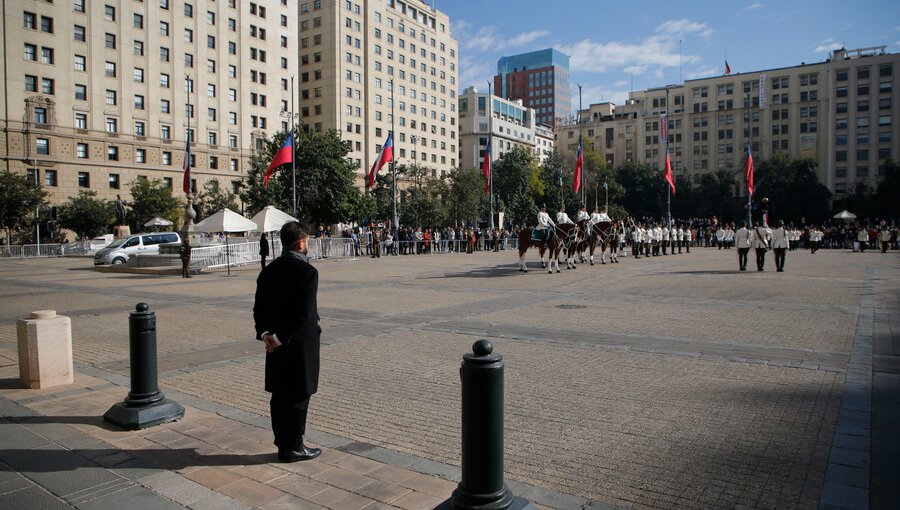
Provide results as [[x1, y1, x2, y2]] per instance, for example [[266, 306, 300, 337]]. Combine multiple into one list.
[[439, 0, 899, 113]]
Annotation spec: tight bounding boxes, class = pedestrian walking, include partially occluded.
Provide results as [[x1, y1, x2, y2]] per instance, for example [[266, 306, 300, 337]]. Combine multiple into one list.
[[179, 238, 192, 278], [253, 221, 322, 463]]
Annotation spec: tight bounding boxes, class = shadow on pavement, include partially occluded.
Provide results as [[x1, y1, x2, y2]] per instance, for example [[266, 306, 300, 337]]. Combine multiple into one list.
[[0, 379, 23, 389], [424, 264, 528, 279], [0, 448, 275, 472]]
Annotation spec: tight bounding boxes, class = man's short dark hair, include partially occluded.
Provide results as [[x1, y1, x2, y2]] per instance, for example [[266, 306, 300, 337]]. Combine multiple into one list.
[[281, 221, 309, 249]]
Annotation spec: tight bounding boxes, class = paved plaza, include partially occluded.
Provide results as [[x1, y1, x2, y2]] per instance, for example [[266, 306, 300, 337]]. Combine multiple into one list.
[[0, 244, 897, 509]]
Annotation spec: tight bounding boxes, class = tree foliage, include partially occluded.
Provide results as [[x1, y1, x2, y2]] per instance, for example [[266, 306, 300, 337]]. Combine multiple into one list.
[[754, 154, 831, 224], [447, 167, 485, 227], [493, 146, 541, 226], [240, 125, 362, 226], [617, 162, 667, 218], [57, 190, 116, 239], [128, 178, 182, 232], [834, 159, 899, 221], [0, 172, 47, 235], [197, 178, 238, 220]]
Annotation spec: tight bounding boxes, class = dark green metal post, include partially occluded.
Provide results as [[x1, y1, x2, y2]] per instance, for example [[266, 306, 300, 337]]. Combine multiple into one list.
[[104, 303, 184, 430], [440, 340, 535, 510]]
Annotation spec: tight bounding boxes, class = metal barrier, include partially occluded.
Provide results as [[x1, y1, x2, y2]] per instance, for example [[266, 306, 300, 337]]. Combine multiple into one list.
[[190, 239, 283, 270], [0, 246, 24, 258], [370, 238, 518, 255]]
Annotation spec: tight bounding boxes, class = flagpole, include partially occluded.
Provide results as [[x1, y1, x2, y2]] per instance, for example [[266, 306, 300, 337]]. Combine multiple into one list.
[[666, 88, 671, 228], [291, 75, 297, 218], [390, 79, 398, 254], [487, 82, 494, 231], [578, 84, 584, 205], [186, 73, 191, 197], [746, 91, 752, 227]]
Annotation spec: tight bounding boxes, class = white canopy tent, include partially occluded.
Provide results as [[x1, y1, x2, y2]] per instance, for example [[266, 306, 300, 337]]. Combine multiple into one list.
[[194, 209, 258, 274], [143, 216, 173, 227], [250, 205, 297, 233], [833, 210, 857, 221]]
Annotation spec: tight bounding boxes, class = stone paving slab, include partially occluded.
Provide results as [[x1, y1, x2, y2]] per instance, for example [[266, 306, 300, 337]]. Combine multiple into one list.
[[1, 247, 897, 509]]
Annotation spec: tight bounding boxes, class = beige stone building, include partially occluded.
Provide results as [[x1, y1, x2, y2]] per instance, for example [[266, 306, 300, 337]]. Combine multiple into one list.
[[1, 0, 460, 210], [457, 86, 553, 172], [1, 0, 299, 208], [299, 0, 458, 184], [556, 47, 898, 199]]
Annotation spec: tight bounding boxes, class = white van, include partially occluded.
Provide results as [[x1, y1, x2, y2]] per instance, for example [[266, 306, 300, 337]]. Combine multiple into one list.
[[90, 234, 115, 252], [93, 232, 181, 265]]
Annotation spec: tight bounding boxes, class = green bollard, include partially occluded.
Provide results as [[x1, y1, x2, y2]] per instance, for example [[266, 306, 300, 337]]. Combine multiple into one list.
[[440, 339, 535, 510], [104, 303, 184, 430]]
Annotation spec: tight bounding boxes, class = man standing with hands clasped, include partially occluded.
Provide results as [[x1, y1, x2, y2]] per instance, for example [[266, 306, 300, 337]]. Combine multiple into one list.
[[253, 221, 322, 463]]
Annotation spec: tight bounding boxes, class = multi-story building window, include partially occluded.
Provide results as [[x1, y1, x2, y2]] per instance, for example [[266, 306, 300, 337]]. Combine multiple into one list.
[[134, 95, 145, 110], [160, 47, 169, 62], [44, 169, 57, 187], [75, 113, 87, 129], [134, 40, 144, 56], [74, 25, 86, 42], [104, 5, 116, 22], [41, 78, 54, 95], [136, 149, 146, 163], [78, 172, 90, 188], [105, 62, 116, 77], [76, 143, 88, 158], [105, 33, 116, 49], [135, 121, 145, 136], [24, 44, 36, 61], [40, 16, 53, 33], [106, 117, 118, 133], [161, 125, 171, 140], [36, 138, 49, 155], [162, 152, 172, 165], [105, 90, 116, 105], [34, 107, 47, 125], [25, 75, 37, 92], [107, 146, 119, 161], [109, 174, 120, 189]]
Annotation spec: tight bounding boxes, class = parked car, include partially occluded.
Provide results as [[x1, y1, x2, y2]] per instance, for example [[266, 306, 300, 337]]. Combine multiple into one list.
[[90, 234, 115, 252], [93, 232, 181, 265]]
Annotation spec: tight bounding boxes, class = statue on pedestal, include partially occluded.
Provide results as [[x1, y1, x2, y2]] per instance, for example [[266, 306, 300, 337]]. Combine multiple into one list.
[[115, 195, 128, 226]]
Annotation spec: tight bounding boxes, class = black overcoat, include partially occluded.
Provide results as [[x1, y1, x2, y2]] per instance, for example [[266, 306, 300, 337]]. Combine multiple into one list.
[[253, 254, 320, 395]]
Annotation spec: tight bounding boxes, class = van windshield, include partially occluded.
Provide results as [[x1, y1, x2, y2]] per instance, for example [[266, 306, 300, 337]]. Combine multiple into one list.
[[105, 238, 128, 249]]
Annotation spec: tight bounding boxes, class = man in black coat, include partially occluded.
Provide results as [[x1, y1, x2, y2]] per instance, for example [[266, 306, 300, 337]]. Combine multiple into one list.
[[253, 221, 322, 462], [259, 232, 270, 269]]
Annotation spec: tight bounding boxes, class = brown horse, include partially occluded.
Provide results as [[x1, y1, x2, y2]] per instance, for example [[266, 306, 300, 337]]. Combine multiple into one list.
[[578, 220, 617, 265], [517, 226, 565, 273]]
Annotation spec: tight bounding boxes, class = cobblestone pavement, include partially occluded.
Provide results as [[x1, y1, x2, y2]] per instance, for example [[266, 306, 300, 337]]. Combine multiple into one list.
[[1, 245, 897, 509]]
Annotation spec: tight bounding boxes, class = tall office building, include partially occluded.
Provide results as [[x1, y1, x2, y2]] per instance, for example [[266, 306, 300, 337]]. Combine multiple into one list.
[[1, 0, 297, 206], [298, 0, 459, 184], [555, 47, 898, 199], [493, 48, 570, 128]]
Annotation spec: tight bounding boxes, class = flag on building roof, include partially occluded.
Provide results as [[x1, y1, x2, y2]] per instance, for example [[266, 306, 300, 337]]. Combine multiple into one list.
[[264, 133, 294, 188], [664, 141, 676, 195], [482, 139, 492, 195], [725, 60, 732, 75], [573, 138, 583, 193], [368, 132, 393, 188], [182, 138, 191, 194]]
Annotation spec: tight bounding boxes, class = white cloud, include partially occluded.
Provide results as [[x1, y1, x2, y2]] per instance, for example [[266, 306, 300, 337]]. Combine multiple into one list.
[[686, 65, 720, 80], [576, 84, 631, 107], [740, 3, 766, 13], [814, 38, 844, 53], [456, 25, 550, 52], [458, 56, 494, 91], [558, 18, 711, 76]]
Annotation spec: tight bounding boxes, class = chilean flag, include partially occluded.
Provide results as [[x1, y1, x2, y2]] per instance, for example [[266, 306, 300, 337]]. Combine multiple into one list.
[[369, 132, 393, 188], [573, 138, 583, 193], [264, 133, 293, 188], [664, 140, 676, 195], [745, 143, 754, 196], [725, 60, 732, 76], [482, 139, 491, 195], [182, 138, 191, 194]]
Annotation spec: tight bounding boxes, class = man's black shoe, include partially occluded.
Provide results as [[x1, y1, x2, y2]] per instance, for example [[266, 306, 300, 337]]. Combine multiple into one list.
[[278, 445, 322, 463]]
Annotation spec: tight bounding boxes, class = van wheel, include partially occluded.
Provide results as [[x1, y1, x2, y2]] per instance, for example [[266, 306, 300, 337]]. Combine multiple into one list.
[[112, 258, 126, 265]]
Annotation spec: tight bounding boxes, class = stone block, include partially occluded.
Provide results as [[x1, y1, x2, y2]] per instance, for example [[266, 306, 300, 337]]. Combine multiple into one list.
[[17, 310, 74, 389]]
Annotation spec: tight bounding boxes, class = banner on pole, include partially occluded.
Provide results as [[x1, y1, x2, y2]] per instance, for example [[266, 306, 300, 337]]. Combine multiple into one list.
[[759, 74, 768, 110], [659, 113, 668, 143]]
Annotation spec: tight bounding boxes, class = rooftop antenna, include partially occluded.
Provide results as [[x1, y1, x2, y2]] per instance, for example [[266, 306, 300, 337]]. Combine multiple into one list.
[[679, 39, 683, 84]]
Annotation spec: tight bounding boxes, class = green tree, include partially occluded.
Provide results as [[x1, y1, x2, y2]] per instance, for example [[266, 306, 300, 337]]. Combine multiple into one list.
[[696, 170, 739, 221], [128, 178, 182, 232], [754, 155, 831, 224], [493, 146, 540, 226], [617, 162, 666, 219], [57, 190, 116, 239], [0, 172, 47, 242], [447, 167, 485, 227], [241, 125, 362, 226], [872, 159, 899, 220], [197, 178, 238, 219]]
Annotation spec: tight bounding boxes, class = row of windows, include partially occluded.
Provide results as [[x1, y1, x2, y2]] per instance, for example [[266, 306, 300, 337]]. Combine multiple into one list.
[[34, 140, 241, 173], [836, 65, 893, 81], [836, 82, 893, 96]]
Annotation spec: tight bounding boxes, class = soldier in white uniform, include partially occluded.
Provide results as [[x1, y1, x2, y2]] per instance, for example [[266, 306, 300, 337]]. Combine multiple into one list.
[[589, 208, 603, 226], [670, 224, 678, 254], [683, 226, 692, 253], [751, 221, 773, 271], [735, 220, 752, 271], [676, 226, 684, 253], [856, 226, 869, 253], [556, 206, 573, 225], [576, 205, 590, 223], [632, 223, 643, 259], [661, 223, 670, 255], [535, 204, 555, 248], [808, 225, 821, 254], [879, 225, 892, 253], [771, 220, 789, 272]]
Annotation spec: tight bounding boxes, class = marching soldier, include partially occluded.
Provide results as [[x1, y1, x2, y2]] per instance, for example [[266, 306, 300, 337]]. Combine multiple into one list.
[[676, 225, 683, 253], [632, 222, 643, 259], [751, 221, 772, 271], [683, 225, 692, 253], [809, 225, 821, 254], [661, 223, 670, 255], [771, 220, 789, 272], [735, 221, 752, 271], [856, 225, 869, 253], [644, 224, 652, 257], [880, 225, 892, 253]]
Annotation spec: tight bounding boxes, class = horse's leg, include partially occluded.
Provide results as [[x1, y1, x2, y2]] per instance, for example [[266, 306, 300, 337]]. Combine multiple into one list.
[[589, 240, 595, 265]]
